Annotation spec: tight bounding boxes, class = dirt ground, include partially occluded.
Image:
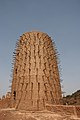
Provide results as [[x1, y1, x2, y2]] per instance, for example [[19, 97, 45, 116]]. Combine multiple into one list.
[[0, 108, 80, 120]]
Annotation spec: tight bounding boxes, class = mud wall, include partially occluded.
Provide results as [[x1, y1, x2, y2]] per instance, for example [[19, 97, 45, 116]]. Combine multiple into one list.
[[46, 105, 80, 118]]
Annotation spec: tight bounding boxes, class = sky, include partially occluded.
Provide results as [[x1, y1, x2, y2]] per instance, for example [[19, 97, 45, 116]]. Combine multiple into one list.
[[0, 0, 80, 97]]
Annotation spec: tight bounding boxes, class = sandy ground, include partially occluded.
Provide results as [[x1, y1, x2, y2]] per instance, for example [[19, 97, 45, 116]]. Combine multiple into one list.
[[0, 108, 80, 120]]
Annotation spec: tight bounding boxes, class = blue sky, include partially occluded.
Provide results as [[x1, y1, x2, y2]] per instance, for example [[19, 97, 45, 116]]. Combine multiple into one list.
[[0, 0, 80, 97]]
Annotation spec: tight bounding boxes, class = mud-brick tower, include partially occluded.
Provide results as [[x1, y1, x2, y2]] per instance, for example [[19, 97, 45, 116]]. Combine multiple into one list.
[[11, 31, 62, 110]]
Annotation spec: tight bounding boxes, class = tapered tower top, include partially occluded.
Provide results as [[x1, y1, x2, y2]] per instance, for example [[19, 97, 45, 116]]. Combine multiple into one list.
[[11, 31, 62, 110]]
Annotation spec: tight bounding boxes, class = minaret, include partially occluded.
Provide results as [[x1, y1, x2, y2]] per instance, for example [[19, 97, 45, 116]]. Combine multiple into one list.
[[11, 31, 62, 110]]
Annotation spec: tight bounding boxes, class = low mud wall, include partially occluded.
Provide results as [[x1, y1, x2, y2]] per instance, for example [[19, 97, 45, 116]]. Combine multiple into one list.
[[46, 105, 80, 118], [0, 100, 80, 118], [0, 98, 11, 108]]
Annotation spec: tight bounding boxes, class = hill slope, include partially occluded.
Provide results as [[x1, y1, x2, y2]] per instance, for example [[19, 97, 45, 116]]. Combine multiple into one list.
[[63, 90, 80, 105]]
